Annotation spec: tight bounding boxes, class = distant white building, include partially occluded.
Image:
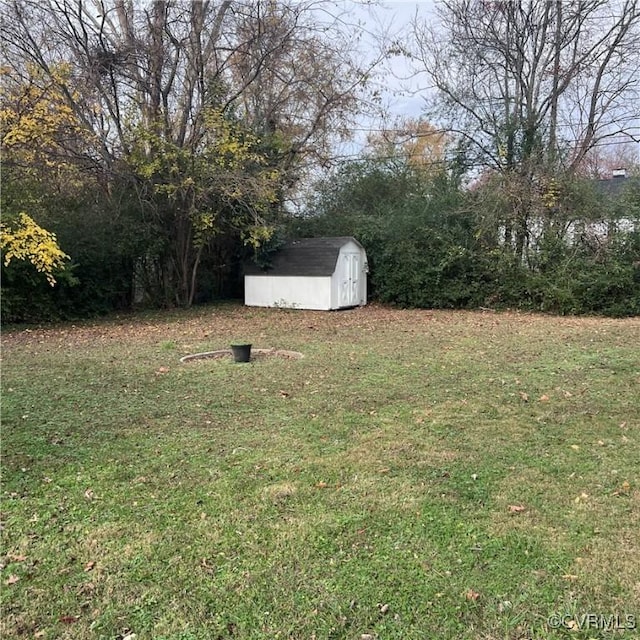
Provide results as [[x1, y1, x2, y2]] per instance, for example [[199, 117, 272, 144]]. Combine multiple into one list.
[[499, 171, 639, 250]]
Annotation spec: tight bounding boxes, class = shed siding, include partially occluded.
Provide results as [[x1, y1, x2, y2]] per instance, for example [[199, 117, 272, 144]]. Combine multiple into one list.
[[245, 275, 333, 310]]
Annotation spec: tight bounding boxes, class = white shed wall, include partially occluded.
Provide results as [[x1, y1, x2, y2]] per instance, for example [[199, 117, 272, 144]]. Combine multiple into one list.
[[245, 275, 333, 310]]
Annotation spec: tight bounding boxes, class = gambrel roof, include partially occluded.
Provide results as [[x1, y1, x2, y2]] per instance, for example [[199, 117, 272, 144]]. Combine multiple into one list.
[[245, 237, 363, 277]]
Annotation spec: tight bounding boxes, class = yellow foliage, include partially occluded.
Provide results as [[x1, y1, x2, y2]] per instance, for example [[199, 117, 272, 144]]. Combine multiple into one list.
[[1, 96, 77, 148], [1, 65, 91, 190], [242, 224, 275, 249], [127, 108, 280, 252], [367, 118, 449, 171], [0, 213, 69, 285], [542, 178, 560, 209]]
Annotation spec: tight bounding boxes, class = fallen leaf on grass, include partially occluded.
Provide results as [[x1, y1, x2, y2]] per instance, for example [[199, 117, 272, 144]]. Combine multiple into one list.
[[465, 588, 481, 601], [508, 504, 526, 513], [84, 561, 95, 572], [200, 558, 216, 573], [59, 616, 78, 624], [84, 489, 95, 500], [518, 391, 529, 402], [613, 480, 631, 496], [539, 394, 550, 402], [7, 553, 27, 562], [155, 366, 170, 375], [315, 481, 328, 489], [562, 574, 578, 581], [5, 574, 19, 585]]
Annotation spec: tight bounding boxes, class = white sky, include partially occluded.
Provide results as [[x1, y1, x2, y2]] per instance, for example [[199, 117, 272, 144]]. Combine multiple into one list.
[[333, 1, 438, 157], [361, 1, 436, 117], [333, 0, 639, 166]]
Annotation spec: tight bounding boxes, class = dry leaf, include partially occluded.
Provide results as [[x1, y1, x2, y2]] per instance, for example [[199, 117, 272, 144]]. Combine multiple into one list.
[[200, 558, 216, 574], [539, 394, 550, 402], [84, 489, 95, 500], [59, 616, 78, 624], [84, 561, 95, 572], [508, 504, 526, 513], [315, 481, 328, 489], [518, 391, 529, 402], [7, 553, 27, 562], [5, 574, 19, 585], [613, 480, 631, 496], [155, 366, 170, 375], [562, 574, 578, 581], [465, 588, 480, 601]]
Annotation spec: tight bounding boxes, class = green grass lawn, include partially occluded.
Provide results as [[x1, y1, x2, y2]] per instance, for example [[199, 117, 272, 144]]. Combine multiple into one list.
[[1, 304, 639, 639]]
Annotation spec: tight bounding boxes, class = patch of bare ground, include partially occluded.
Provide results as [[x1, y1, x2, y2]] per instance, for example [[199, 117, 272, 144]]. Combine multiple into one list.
[[3, 302, 638, 351]]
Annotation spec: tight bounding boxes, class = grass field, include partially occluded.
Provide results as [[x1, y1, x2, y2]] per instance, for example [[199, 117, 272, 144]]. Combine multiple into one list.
[[1, 303, 639, 639]]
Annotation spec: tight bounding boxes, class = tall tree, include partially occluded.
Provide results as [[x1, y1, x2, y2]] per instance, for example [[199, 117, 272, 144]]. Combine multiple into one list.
[[411, 0, 640, 172], [1, 0, 375, 306], [365, 117, 450, 174], [409, 0, 640, 260]]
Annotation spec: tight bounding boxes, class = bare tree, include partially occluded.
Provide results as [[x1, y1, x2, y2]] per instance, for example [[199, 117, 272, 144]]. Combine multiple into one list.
[[408, 0, 640, 260], [411, 0, 640, 172]]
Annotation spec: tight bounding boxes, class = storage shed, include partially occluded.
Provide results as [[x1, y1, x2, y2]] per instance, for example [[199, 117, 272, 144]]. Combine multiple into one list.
[[244, 237, 368, 310]]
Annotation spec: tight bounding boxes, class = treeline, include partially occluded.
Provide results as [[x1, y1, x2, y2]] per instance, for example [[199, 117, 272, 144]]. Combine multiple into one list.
[[292, 161, 640, 317], [1, 0, 375, 322], [2, 0, 640, 321]]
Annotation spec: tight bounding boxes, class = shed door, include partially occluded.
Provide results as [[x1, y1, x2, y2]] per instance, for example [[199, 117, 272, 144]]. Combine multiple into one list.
[[340, 253, 360, 306]]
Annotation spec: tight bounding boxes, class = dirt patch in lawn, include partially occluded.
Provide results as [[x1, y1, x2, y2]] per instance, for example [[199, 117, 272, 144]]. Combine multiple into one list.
[[180, 348, 304, 363]]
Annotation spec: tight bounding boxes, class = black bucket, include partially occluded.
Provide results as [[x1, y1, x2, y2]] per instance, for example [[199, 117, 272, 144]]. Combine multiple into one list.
[[230, 344, 252, 363]]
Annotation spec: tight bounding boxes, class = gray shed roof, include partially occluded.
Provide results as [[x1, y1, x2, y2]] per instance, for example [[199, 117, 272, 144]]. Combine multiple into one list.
[[245, 237, 363, 277]]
